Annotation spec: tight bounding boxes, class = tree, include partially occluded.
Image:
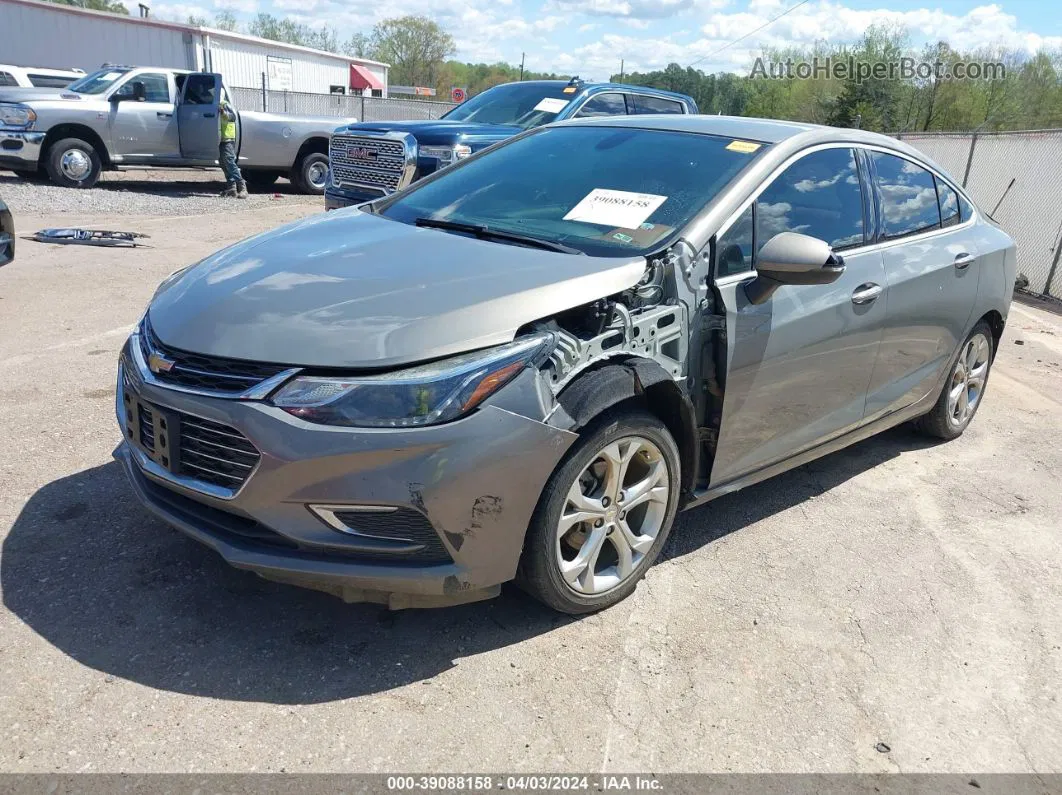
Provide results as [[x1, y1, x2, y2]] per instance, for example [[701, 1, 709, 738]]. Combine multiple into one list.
[[213, 10, 237, 31], [352, 16, 455, 88], [247, 13, 340, 53], [47, 0, 129, 13]]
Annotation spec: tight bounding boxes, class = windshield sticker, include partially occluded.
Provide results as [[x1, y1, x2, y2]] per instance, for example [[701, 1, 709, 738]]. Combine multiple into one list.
[[612, 232, 634, 243], [563, 188, 668, 229], [534, 97, 569, 114], [563, 86, 577, 93], [726, 140, 761, 154]]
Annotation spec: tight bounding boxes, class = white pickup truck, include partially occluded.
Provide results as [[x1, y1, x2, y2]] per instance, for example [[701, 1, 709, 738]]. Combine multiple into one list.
[[0, 66, 353, 193]]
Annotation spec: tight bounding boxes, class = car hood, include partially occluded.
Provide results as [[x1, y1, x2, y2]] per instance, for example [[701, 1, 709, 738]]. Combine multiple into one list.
[[0, 87, 79, 103], [148, 210, 647, 369], [342, 119, 521, 141]]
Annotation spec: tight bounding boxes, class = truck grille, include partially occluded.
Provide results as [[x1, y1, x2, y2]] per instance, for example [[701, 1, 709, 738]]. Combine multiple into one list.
[[140, 318, 290, 395], [329, 134, 412, 194]]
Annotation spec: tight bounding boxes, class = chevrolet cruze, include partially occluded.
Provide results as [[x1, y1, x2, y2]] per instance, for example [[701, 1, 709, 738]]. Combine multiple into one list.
[[116, 115, 1016, 613]]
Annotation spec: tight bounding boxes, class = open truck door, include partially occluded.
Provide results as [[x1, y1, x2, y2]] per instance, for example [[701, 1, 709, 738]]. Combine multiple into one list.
[[177, 72, 223, 161]]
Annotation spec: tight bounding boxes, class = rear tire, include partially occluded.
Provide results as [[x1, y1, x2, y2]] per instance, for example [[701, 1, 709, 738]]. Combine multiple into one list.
[[518, 407, 681, 614], [291, 152, 328, 195], [45, 137, 102, 188], [243, 170, 279, 192], [914, 320, 994, 440]]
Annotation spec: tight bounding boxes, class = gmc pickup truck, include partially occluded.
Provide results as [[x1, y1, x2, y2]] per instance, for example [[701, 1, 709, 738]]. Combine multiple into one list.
[[0, 67, 352, 193], [325, 78, 698, 209]]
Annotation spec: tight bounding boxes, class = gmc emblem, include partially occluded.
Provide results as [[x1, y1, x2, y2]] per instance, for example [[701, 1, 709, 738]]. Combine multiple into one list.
[[350, 147, 377, 161]]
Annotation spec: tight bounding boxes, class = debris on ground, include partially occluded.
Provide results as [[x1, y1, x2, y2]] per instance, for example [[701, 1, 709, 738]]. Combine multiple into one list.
[[874, 742, 891, 753], [30, 228, 150, 248]]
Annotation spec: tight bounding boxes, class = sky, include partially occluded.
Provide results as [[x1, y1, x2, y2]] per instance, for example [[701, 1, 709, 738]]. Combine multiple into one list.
[[152, 0, 1062, 79]]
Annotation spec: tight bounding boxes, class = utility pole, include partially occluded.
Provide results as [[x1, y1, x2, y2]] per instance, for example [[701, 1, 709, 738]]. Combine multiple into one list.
[[519, 53, 525, 81], [619, 59, 624, 81]]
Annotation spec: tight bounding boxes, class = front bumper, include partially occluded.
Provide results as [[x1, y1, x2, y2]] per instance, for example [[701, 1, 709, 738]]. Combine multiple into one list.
[[0, 129, 45, 170], [324, 185, 379, 211], [114, 342, 577, 608]]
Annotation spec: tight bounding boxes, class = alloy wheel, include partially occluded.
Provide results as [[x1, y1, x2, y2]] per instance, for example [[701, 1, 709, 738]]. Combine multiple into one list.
[[947, 331, 991, 427], [555, 436, 670, 595]]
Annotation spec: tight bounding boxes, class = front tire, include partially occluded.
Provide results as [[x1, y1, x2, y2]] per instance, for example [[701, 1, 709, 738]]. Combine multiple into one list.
[[915, 320, 995, 440], [518, 408, 681, 614], [45, 137, 102, 188], [291, 152, 328, 195]]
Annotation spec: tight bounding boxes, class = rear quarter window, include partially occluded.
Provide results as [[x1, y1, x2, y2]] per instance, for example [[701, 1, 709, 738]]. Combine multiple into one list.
[[0, 72, 18, 87]]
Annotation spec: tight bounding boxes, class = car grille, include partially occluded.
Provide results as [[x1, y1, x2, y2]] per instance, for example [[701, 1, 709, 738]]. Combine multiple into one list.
[[330, 508, 451, 563], [140, 318, 290, 395], [329, 134, 411, 194]]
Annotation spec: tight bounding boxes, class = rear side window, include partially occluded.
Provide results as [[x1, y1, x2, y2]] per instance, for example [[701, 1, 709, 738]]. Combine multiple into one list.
[[574, 93, 627, 118], [29, 73, 75, 88], [0, 72, 17, 87], [936, 178, 960, 228], [630, 94, 685, 114], [872, 152, 941, 239], [755, 147, 866, 253]]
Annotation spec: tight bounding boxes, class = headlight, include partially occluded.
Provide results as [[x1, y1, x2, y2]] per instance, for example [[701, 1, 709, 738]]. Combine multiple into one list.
[[271, 333, 552, 427], [420, 144, 473, 164], [0, 104, 37, 128]]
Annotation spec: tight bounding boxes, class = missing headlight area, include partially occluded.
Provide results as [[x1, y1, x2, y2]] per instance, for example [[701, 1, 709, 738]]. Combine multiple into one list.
[[541, 301, 688, 395]]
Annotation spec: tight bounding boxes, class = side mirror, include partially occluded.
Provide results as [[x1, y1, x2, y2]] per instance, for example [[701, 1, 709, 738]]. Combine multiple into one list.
[[744, 232, 846, 305]]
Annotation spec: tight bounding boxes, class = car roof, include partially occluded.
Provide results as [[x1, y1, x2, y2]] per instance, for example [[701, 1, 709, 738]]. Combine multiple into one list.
[[504, 79, 694, 103], [0, 64, 84, 76], [557, 113, 823, 143]]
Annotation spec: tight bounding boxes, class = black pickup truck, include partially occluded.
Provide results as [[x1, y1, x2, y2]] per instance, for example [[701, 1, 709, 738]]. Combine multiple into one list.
[[324, 78, 699, 210]]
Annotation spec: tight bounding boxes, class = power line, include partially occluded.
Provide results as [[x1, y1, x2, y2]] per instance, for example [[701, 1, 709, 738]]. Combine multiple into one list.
[[687, 0, 814, 70]]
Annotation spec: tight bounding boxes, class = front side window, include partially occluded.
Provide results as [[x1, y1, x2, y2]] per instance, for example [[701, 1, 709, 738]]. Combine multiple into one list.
[[872, 152, 942, 239], [937, 178, 960, 228], [182, 74, 217, 105], [630, 95, 685, 115], [755, 147, 865, 254], [574, 93, 627, 118], [115, 73, 171, 103], [68, 68, 130, 94], [440, 82, 574, 130], [379, 126, 766, 258]]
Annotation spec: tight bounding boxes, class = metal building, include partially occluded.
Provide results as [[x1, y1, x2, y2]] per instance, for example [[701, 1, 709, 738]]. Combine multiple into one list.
[[0, 0, 389, 96]]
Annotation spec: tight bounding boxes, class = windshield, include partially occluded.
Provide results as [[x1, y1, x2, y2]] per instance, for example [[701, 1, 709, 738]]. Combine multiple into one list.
[[441, 83, 574, 130], [379, 126, 766, 257], [67, 68, 131, 95]]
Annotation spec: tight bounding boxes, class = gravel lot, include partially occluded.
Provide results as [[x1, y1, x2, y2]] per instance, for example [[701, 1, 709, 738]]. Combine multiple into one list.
[[1, 191, 1061, 774], [0, 168, 311, 218]]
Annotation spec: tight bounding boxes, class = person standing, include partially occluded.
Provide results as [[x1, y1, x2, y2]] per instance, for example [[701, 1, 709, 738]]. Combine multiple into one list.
[[219, 97, 247, 199]]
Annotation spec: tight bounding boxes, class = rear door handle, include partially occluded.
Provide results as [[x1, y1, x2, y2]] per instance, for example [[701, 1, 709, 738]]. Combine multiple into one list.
[[852, 283, 883, 305], [954, 252, 975, 270], [157, 112, 172, 119]]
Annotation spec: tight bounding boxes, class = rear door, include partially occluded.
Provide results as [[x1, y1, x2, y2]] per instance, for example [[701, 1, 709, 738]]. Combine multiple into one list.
[[862, 151, 981, 419], [177, 72, 223, 162], [709, 146, 888, 485]]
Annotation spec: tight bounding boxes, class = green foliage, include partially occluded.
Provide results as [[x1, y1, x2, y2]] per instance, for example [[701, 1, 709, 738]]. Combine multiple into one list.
[[343, 16, 455, 87], [247, 13, 339, 53], [47, 0, 128, 13]]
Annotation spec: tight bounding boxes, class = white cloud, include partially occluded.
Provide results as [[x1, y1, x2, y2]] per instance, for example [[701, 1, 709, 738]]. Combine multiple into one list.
[[214, 0, 258, 12], [152, 2, 213, 21]]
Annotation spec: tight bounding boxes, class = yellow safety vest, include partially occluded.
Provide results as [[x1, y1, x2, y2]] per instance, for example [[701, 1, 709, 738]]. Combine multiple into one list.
[[219, 101, 237, 141]]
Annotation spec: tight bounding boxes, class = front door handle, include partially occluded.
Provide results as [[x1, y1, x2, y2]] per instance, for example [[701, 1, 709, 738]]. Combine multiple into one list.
[[203, 111, 216, 118], [851, 283, 883, 305], [954, 252, 975, 270], [157, 112, 172, 119]]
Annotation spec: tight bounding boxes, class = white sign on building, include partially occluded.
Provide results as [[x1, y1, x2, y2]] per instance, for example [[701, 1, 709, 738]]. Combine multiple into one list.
[[266, 56, 293, 91]]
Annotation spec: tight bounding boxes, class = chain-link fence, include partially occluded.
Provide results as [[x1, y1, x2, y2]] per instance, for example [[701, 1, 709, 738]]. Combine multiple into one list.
[[229, 86, 457, 122], [897, 129, 1062, 300]]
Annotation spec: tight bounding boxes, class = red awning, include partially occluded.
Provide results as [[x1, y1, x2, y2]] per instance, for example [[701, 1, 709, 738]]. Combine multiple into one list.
[[350, 64, 384, 91]]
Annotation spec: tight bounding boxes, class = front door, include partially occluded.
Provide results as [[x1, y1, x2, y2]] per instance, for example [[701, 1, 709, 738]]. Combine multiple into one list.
[[862, 151, 981, 418], [710, 146, 888, 486], [177, 72, 223, 162], [108, 72, 179, 158]]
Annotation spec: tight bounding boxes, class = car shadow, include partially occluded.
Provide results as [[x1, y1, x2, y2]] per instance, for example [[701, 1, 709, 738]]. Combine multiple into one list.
[[2, 425, 940, 704], [0, 173, 303, 197]]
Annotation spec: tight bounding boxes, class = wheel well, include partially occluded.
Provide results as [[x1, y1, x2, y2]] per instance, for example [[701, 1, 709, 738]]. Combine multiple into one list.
[[295, 136, 328, 165], [42, 124, 111, 167], [554, 361, 699, 504], [980, 310, 1005, 351]]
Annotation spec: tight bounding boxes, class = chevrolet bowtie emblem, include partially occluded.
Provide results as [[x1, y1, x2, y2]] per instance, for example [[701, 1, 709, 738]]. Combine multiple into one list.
[[148, 352, 175, 374]]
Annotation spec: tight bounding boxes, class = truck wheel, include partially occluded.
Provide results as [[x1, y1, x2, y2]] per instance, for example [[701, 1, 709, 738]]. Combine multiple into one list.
[[243, 170, 279, 192], [291, 152, 329, 195], [45, 138, 102, 188]]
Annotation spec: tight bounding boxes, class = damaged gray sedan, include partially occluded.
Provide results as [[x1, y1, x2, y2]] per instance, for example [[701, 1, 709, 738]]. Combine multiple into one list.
[[115, 115, 1016, 613]]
